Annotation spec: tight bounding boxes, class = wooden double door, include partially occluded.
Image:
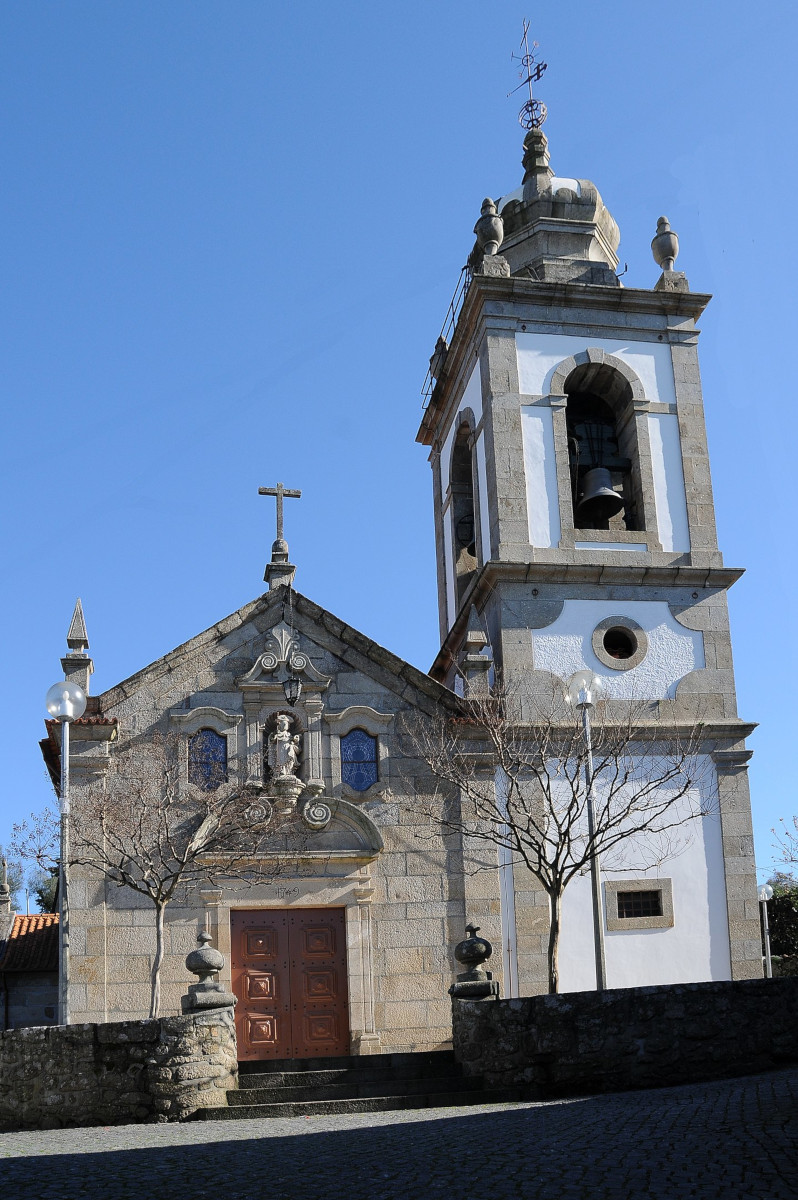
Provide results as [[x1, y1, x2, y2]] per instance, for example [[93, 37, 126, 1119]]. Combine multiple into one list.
[[230, 908, 349, 1061]]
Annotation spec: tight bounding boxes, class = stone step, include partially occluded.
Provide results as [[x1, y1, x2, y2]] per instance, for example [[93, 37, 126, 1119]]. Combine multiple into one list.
[[229, 1075, 482, 1105], [238, 1062, 463, 1090], [238, 1049, 455, 1076], [197, 1087, 524, 1121]]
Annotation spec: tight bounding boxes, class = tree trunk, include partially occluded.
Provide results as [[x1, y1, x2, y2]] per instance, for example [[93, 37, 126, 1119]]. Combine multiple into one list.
[[547, 890, 561, 994], [150, 901, 166, 1019]]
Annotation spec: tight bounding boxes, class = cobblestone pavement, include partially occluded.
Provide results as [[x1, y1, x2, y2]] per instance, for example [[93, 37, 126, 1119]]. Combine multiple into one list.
[[1, 1069, 797, 1199]]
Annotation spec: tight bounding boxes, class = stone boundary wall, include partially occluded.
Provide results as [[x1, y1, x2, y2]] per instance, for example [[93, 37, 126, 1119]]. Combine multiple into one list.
[[452, 978, 798, 1098], [0, 1005, 237, 1130]]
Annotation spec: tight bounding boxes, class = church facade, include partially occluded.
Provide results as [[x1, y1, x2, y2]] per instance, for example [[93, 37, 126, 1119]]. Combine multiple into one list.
[[46, 117, 761, 1056]]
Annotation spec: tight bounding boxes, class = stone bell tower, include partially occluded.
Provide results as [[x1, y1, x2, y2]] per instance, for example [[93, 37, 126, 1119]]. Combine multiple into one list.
[[416, 90, 761, 981]]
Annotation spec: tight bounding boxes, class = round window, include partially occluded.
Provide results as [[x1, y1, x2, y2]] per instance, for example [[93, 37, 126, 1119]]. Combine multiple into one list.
[[602, 626, 637, 660], [591, 616, 648, 671]]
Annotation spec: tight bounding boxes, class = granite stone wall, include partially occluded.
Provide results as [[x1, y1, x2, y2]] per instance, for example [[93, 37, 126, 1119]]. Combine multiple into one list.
[[0, 1005, 237, 1130], [452, 978, 798, 1098]]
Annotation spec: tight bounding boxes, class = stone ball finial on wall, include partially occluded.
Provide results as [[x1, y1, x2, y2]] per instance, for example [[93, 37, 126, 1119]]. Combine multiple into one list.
[[474, 199, 504, 256], [651, 216, 679, 271], [182, 931, 237, 1014], [186, 930, 224, 985], [454, 924, 493, 979], [449, 923, 499, 999]]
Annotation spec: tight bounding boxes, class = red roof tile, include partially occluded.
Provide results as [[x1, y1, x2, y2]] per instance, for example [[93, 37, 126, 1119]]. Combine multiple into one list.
[[0, 913, 59, 972]]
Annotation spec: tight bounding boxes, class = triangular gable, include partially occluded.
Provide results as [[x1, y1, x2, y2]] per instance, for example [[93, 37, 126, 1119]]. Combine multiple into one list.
[[97, 585, 455, 715]]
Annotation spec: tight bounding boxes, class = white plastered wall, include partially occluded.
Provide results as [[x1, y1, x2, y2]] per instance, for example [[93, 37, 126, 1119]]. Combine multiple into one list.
[[515, 333, 677, 404], [648, 412, 690, 552], [532, 600, 704, 700], [557, 766, 731, 991], [520, 406, 561, 547]]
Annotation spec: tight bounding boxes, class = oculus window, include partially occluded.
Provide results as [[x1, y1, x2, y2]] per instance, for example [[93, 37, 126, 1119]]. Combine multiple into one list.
[[340, 728, 378, 792]]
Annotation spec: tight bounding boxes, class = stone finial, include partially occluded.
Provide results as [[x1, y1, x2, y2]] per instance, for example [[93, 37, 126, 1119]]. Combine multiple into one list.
[[651, 216, 689, 292], [454, 924, 493, 979], [429, 335, 449, 383], [186, 930, 224, 983], [449, 923, 499, 1000], [474, 199, 504, 257], [651, 216, 679, 271], [0, 858, 10, 914], [181, 930, 237, 1013], [522, 126, 553, 198], [61, 598, 94, 695], [66, 599, 89, 651]]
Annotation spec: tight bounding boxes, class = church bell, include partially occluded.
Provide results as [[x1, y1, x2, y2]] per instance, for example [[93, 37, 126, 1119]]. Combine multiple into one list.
[[575, 467, 624, 523]]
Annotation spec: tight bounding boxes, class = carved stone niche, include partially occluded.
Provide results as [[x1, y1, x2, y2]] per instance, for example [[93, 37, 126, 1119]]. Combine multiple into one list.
[[237, 622, 332, 825]]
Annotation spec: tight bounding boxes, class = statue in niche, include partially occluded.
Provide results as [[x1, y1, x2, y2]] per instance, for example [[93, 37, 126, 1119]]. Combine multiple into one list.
[[267, 713, 301, 781]]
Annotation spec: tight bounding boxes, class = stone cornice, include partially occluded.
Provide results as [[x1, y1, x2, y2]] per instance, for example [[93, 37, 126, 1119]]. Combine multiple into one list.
[[430, 560, 745, 680], [444, 719, 757, 755]]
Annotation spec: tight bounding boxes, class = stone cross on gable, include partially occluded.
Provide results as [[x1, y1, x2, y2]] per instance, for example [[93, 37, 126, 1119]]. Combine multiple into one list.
[[259, 481, 301, 589], [259, 482, 301, 546]]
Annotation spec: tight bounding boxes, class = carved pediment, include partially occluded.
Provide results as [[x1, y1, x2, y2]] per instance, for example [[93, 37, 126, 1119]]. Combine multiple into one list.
[[237, 622, 331, 692], [302, 799, 384, 859]]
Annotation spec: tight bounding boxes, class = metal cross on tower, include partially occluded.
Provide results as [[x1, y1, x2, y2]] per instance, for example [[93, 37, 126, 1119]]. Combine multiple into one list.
[[508, 20, 547, 130], [259, 481, 302, 546]]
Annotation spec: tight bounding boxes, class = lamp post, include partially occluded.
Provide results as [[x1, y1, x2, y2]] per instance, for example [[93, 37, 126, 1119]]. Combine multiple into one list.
[[759, 883, 774, 979], [566, 669, 607, 991], [45, 680, 87, 1025]]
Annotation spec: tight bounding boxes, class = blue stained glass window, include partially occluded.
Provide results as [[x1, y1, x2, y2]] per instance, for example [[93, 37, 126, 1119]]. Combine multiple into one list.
[[340, 729, 378, 792], [188, 729, 228, 791]]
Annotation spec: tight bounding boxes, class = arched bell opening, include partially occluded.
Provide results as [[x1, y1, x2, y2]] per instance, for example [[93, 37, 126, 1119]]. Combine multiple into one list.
[[564, 363, 644, 532], [450, 423, 478, 604]]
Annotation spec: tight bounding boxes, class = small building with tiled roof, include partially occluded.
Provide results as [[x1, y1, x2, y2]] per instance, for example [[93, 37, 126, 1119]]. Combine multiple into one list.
[[0, 913, 59, 1030]]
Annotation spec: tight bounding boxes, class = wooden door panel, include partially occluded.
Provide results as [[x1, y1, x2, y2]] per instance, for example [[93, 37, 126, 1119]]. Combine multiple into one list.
[[244, 1013, 283, 1048], [231, 908, 349, 1061], [299, 1011, 344, 1051], [243, 970, 279, 1001], [231, 911, 291, 1060], [300, 969, 338, 1000], [289, 909, 349, 1058]]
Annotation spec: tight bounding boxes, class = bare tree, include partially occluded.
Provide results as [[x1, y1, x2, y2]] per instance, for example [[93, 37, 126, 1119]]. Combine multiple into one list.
[[406, 683, 716, 994], [0, 845, 23, 910], [774, 816, 798, 870], [12, 732, 317, 1017]]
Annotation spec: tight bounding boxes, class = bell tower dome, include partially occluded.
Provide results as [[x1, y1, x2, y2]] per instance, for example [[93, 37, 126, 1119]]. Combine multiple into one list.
[[416, 91, 760, 983]]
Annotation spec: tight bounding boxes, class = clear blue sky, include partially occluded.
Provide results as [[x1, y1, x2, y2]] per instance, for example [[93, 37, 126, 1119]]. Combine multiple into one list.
[[0, 1, 794, 885]]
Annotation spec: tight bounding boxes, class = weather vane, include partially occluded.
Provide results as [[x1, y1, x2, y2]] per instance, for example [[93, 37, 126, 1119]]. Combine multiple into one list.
[[508, 20, 547, 130]]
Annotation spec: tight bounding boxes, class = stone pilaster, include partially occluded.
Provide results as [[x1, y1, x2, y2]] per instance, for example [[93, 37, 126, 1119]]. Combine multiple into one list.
[[713, 749, 761, 979]]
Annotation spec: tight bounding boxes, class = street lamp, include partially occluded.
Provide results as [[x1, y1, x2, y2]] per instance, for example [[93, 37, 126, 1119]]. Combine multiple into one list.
[[759, 883, 774, 979], [45, 679, 87, 1025], [566, 669, 607, 991]]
